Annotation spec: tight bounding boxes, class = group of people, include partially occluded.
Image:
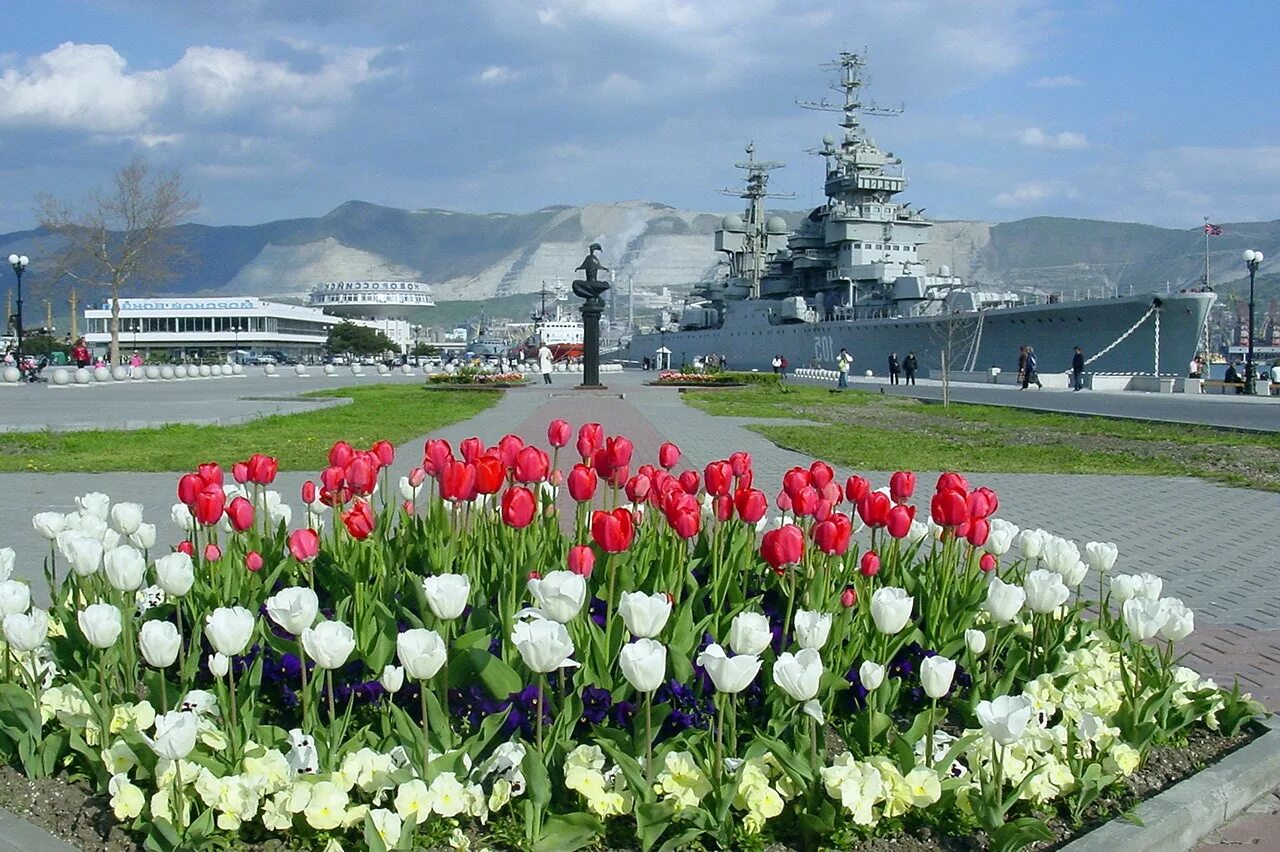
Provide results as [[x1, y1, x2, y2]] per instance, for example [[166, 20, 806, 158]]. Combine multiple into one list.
[[886, 351, 917, 386]]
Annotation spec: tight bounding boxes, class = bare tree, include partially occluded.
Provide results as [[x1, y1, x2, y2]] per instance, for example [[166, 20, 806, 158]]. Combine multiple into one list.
[[927, 310, 982, 407], [37, 158, 198, 365]]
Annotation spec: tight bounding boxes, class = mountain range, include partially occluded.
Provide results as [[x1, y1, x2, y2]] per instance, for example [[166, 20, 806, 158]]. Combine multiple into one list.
[[2, 200, 1277, 324]]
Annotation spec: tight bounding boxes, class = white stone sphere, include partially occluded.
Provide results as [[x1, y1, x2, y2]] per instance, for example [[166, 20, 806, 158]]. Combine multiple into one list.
[[111, 366, 128, 381], [93, 367, 111, 382], [323, 364, 336, 375], [865, 369, 873, 377], [75, 368, 92, 384], [174, 365, 188, 379], [198, 365, 212, 377], [377, 364, 391, 375], [144, 365, 160, 379], [160, 366, 174, 380], [294, 364, 307, 375], [401, 364, 414, 375], [1, 367, 19, 383], [51, 368, 70, 385], [264, 363, 277, 376], [351, 364, 363, 375], [232, 364, 245, 375]]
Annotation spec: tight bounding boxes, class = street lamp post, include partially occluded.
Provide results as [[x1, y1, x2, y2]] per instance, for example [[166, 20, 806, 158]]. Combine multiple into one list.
[[7, 254, 28, 367], [1244, 250, 1265, 393]]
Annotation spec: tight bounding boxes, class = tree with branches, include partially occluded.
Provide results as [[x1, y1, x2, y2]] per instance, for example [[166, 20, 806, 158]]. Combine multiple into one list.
[[37, 158, 198, 365]]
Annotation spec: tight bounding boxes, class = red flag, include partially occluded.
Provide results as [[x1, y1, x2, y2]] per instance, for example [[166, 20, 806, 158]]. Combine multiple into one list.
[[1204, 223, 1223, 236]]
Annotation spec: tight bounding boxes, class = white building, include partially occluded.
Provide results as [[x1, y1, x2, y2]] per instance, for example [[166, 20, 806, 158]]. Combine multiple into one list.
[[84, 296, 410, 361]]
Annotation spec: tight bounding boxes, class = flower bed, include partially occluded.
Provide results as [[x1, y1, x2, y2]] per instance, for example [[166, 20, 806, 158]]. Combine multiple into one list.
[[427, 370, 527, 388], [0, 429, 1261, 851], [650, 370, 748, 386]]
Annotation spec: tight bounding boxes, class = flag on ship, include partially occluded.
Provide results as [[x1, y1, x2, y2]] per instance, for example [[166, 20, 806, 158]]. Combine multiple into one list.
[[1204, 223, 1223, 235]]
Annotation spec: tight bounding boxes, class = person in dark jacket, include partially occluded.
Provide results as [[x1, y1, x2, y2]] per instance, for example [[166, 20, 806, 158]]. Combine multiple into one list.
[[1022, 346, 1042, 389], [1071, 346, 1085, 391], [888, 352, 900, 385], [1016, 345, 1027, 386], [903, 351, 917, 385]]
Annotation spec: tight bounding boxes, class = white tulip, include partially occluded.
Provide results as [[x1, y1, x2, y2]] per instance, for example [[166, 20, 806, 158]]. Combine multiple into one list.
[[906, 520, 930, 544], [920, 655, 956, 699], [695, 643, 760, 694], [76, 492, 111, 520], [3, 608, 49, 652], [61, 512, 82, 532], [102, 529, 122, 551], [859, 660, 886, 691], [1158, 598, 1194, 642], [1083, 541, 1118, 574], [396, 628, 448, 680], [32, 512, 66, 541], [145, 711, 198, 760], [1058, 560, 1089, 588], [965, 629, 988, 656], [0, 547, 11, 582], [617, 591, 672, 638], [975, 695, 1033, 745], [1039, 536, 1081, 577], [79, 603, 123, 649], [0, 580, 30, 616], [773, 648, 823, 702], [154, 552, 195, 597], [983, 519, 1019, 556], [205, 606, 255, 657], [139, 620, 181, 668], [265, 587, 319, 636], [983, 576, 1026, 624], [1122, 598, 1168, 641], [208, 652, 230, 678], [104, 545, 146, 592], [130, 523, 157, 550], [1134, 573, 1163, 601], [793, 610, 833, 651], [78, 515, 109, 542], [302, 621, 356, 670], [380, 664, 405, 694], [422, 574, 470, 620], [1023, 569, 1070, 614], [110, 502, 144, 535], [870, 587, 913, 635], [398, 476, 422, 502], [511, 616, 579, 673], [525, 571, 587, 623], [65, 535, 104, 577], [1016, 528, 1045, 560], [728, 611, 773, 655], [619, 638, 667, 692], [171, 502, 195, 532]]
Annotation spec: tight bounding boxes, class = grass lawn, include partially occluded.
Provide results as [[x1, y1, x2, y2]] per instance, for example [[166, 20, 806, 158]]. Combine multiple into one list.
[[0, 385, 499, 473], [682, 385, 1280, 491]]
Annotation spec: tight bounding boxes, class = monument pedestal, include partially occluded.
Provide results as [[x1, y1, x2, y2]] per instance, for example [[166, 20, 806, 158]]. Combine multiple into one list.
[[575, 297, 607, 390]]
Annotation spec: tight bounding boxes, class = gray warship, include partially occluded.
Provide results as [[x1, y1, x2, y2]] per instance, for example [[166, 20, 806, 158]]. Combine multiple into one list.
[[619, 52, 1213, 376]]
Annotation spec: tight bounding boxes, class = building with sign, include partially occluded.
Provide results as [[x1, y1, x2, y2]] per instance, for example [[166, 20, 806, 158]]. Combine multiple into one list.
[[83, 297, 411, 362]]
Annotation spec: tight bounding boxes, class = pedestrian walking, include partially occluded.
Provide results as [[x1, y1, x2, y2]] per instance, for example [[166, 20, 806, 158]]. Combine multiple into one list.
[[538, 343, 553, 385], [1022, 346, 1042, 389], [888, 352, 900, 385], [71, 337, 90, 368], [1016, 345, 1027, 387], [772, 354, 782, 376], [834, 348, 852, 390], [1071, 346, 1084, 391], [903, 351, 917, 385], [129, 351, 143, 378]]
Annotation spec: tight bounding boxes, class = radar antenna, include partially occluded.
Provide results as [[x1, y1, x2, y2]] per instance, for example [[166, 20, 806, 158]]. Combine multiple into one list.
[[718, 142, 795, 299], [796, 51, 902, 146]]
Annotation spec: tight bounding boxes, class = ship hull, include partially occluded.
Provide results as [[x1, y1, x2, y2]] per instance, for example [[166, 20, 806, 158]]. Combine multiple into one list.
[[620, 292, 1213, 376]]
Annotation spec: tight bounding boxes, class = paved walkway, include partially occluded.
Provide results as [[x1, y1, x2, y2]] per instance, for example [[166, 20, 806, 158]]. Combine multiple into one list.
[[0, 368, 1277, 848]]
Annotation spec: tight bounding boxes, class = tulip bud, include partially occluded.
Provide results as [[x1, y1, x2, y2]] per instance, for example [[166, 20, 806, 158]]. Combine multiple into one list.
[[547, 418, 571, 448], [226, 496, 255, 533], [658, 441, 681, 470], [567, 545, 595, 578], [840, 588, 857, 608], [176, 540, 194, 556], [287, 528, 320, 563], [204, 543, 222, 562], [528, 571, 541, 581], [859, 551, 880, 577], [380, 664, 405, 694], [232, 462, 250, 484], [859, 660, 885, 691], [208, 652, 230, 678], [965, 628, 988, 656], [301, 480, 318, 505], [245, 551, 264, 573], [979, 553, 997, 572]]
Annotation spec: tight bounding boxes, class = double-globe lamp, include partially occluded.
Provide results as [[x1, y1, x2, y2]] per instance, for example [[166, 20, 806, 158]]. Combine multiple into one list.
[[1243, 249, 1265, 393], [7, 254, 28, 366]]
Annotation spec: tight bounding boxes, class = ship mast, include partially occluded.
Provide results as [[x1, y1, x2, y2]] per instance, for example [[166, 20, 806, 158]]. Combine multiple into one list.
[[719, 143, 793, 299]]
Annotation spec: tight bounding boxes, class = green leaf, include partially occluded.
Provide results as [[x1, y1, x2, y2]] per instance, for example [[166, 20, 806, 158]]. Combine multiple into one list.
[[532, 812, 604, 852], [362, 811, 390, 852], [989, 816, 1053, 852], [522, 742, 552, 808], [454, 648, 523, 699], [635, 800, 677, 852]]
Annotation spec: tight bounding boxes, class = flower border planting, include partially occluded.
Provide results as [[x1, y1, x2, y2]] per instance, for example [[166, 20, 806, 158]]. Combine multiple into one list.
[[0, 426, 1262, 851]]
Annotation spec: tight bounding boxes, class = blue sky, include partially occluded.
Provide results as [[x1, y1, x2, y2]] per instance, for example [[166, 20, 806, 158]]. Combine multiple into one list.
[[0, 0, 1276, 232]]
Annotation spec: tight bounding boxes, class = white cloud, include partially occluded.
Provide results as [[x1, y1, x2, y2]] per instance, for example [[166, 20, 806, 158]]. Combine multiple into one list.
[[474, 65, 522, 85], [1030, 74, 1082, 88], [993, 179, 1079, 207], [1018, 127, 1088, 150], [0, 42, 164, 132], [595, 72, 642, 98]]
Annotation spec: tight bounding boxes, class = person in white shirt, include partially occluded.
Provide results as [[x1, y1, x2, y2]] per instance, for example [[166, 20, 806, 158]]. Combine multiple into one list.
[[1270, 362, 1280, 394], [538, 344, 553, 384]]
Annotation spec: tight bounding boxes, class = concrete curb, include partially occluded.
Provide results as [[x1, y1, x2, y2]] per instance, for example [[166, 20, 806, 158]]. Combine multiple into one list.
[[1063, 717, 1280, 852], [0, 804, 78, 851]]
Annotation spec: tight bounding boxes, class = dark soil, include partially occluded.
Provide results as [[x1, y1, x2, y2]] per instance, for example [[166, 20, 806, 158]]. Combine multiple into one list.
[[0, 724, 1261, 851]]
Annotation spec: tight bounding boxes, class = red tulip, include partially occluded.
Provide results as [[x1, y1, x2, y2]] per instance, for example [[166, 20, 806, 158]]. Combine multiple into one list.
[[979, 553, 997, 573], [886, 504, 916, 539], [821, 481, 843, 506], [860, 550, 880, 577], [591, 508, 635, 553], [738, 469, 754, 491], [320, 465, 345, 492], [514, 446, 550, 483], [328, 441, 354, 468], [372, 440, 395, 468], [841, 587, 857, 608], [678, 470, 700, 494], [602, 436, 631, 470], [775, 490, 792, 513], [501, 486, 536, 528], [459, 436, 485, 465], [936, 472, 970, 495], [440, 461, 478, 502], [658, 441, 681, 470], [713, 495, 733, 523], [625, 473, 652, 503], [342, 499, 376, 540], [232, 462, 250, 484], [194, 486, 226, 527], [197, 462, 223, 488], [547, 418, 572, 448], [177, 540, 194, 556], [976, 486, 999, 516], [667, 506, 700, 539], [473, 455, 505, 495], [204, 543, 222, 562], [245, 551, 264, 573], [966, 518, 990, 548], [890, 471, 916, 504], [734, 488, 768, 524], [809, 460, 834, 490], [704, 461, 733, 497], [567, 464, 598, 502], [226, 496, 255, 532], [792, 486, 820, 517], [576, 423, 604, 460], [177, 473, 203, 506], [301, 480, 317, 505], [761, 524, 805, 570], [320, 486, 350, 508], [288, 528, 320, 562], [845, 474, 870, 503], [814, 499, 833, 522], [931, 488, 970, 527], [567, 544, 595, 577], [856, 491, 891, 528], [782, 467, 811, 501], [248, 453, 278, 486], [498, 434, 526, 468], [409, 467, 426, 487], [423, 439, 453, 476], [346, 457, 376, 496], [729, 451, 751, 478], [812, 514, 852, 556]]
